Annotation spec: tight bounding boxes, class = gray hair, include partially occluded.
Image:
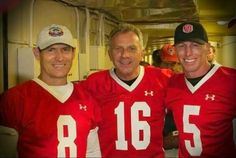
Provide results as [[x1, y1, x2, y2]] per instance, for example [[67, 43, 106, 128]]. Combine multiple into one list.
[[108, 23, 144, 49]]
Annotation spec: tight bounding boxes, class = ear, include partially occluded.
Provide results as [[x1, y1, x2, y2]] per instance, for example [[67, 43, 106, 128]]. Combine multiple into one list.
[[140, 49, 145, 60], [108, 48, 113, 61], [33, 47, 41, 60], [206, 43, 211, 55], [72, 48, 76, 58]]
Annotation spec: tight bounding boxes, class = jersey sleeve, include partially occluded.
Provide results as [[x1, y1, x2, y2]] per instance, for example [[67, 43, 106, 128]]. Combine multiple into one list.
[[90, 96, 102, 129], [0, 88, 24, 130], [161, 67, 174, 78], [86, 127, 101, 157], [75, 82, 102, 129]]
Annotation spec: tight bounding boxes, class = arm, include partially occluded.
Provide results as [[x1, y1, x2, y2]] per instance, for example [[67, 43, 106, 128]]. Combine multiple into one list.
[[163, 130, 179, 149], [86, 127, 101, 157], [163, 111, 179, 150]]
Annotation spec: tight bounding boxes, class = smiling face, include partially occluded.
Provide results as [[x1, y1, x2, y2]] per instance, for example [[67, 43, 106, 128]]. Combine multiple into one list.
[[33, 43, 75, 85], [175, 41, 211, 78], [108, 31, 144, 81]]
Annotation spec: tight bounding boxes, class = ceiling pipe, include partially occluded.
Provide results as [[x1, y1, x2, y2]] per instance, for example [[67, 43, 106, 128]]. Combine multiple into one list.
[[228, 9, 236, 28], [2, 13, 8, 90], [29, 0, 35, 47]]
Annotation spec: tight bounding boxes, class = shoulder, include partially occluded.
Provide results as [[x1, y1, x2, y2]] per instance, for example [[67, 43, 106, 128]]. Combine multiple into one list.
[[144, 66, 173, 85], [213, 65, 236, 82], [218, 66, 236, 75], [1, 80, 36, 97], [168, 73, 185, 87], [73, 83, 101, 123], [73, 82, 99, 109], [87, 69, 109, 79], [81, 69, 112, 87], [73, 82, 92, 96], [144, 66, 173, 77], [216, 66, 236, 86], [0, 80, 38, 116]]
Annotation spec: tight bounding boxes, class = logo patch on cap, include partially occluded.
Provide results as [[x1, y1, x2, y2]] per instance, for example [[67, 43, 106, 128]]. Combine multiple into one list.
[[182, 24, 193, 33], [48, 26, 64, 37], [168, 47, 175, 55]]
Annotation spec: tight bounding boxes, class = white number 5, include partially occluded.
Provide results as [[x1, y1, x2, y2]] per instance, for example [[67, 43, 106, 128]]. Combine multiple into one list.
[[183, 105, 202, 156]]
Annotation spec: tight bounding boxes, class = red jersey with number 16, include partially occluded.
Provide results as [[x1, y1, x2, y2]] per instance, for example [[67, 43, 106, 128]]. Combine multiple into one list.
[[81, 66, 172, 158]]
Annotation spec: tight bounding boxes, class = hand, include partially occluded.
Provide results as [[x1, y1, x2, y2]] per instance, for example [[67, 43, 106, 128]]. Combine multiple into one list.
[[163, 131, 179, 150]]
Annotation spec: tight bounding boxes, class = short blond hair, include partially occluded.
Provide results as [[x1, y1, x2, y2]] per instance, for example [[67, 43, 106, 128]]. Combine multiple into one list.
[[108, 23, 144, 49]]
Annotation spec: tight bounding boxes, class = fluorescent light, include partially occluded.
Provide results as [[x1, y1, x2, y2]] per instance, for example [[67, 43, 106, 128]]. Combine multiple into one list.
[[216, 20, 228, 25]]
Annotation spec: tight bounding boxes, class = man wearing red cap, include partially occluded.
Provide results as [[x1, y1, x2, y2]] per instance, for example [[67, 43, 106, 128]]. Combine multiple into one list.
[[157, 44, 180, 157], [160, 44, 182, 73], [165, 21, 236, 157]]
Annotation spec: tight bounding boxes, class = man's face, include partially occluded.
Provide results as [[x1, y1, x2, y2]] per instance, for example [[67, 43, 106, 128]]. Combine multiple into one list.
[[175, 41, 210, 78], [109, 31, 143, 80], [35, 44, 75, 84]]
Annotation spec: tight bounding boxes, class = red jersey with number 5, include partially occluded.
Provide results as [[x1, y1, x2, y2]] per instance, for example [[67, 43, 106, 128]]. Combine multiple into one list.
[[81, 66, 172, 158], [165, 64, 236, 157]]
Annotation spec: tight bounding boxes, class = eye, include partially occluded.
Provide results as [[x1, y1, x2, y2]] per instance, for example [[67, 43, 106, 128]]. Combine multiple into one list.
[[176, 44, 185, 49], [62, 46, 72, 52], [47, 48, 56, 53], [192, 43, 200, 47], [127, 46, 138, 52], [177, 44, 184, 47], [113, 47, 123, 52]]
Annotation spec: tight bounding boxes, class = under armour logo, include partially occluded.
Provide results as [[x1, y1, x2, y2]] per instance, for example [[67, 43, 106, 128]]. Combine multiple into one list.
[[79, 104, 87, 111], [144, 90, 154, 96], [205, 94, 215, 101]]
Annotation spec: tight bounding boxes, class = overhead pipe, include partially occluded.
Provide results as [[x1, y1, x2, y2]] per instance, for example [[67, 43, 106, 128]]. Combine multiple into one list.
[[85, 8, 90, 54], [98, 13, 104, 46], [29, 0, 35, 47], [2, 13, 8, 91], [75, 7, 80, 78]]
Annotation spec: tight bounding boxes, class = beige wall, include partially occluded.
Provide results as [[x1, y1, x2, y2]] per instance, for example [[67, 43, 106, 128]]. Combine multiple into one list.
[[212, 36, 236, 69], [6, 0, 115, 88]]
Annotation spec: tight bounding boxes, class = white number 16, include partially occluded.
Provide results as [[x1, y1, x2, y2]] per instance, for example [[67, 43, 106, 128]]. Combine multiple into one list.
[[115, 101, 150, 150]]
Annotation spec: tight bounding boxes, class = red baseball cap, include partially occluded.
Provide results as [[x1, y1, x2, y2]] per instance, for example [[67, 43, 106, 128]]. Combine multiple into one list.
[[161, 44, 179, 62]]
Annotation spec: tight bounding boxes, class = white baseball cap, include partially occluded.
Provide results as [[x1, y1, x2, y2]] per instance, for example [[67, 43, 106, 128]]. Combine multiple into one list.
[[36, 24, 75, 49]]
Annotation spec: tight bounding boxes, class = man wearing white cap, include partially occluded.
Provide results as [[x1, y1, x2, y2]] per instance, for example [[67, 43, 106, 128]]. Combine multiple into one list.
[[0, 24, 101, 158]]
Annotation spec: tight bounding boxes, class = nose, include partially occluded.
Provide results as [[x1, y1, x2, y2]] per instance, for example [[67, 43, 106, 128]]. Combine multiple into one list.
[[185, 46, 193, 57], [121, 48, 130, 58], [55, 50, 63, 61]]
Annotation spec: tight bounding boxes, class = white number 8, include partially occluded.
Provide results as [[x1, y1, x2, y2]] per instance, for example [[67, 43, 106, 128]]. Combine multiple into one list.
[[57, 115, 77, 157]]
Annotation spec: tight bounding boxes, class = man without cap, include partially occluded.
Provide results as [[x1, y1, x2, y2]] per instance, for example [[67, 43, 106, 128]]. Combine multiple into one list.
[[165, 21, 236, 157], [0, 24, 101, 158], [80, 23, 172, 158]]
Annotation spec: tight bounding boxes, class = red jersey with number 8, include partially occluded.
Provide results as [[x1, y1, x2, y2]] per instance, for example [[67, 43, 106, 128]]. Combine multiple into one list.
[[0, 80, 99, 158]]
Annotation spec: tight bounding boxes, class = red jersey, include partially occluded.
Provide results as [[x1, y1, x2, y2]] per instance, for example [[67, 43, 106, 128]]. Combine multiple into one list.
[[0, 79, 99, 158], [165, 64, 236, 157], [81, 66, 172, 158]]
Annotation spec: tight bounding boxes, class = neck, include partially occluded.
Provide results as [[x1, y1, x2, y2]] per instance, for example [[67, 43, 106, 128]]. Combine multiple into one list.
[[115, 66, 140, 81], [185, 63, 211, 79], [38, 75, 67, 86]]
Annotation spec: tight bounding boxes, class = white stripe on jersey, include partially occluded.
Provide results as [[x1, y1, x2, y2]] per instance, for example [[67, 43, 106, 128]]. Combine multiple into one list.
[[33, 78, 73, 103], [109, 66, 144, 92]]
